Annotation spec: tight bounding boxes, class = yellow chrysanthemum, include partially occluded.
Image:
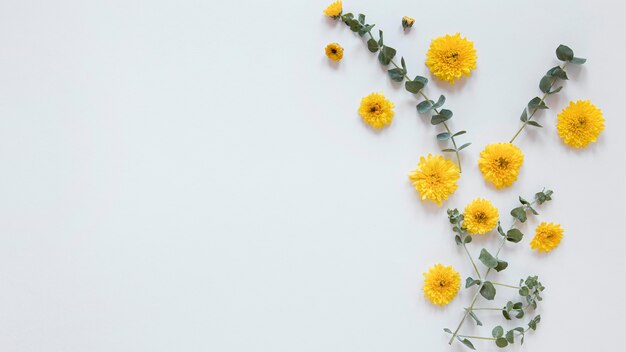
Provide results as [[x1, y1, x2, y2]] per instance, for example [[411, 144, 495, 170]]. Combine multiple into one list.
[[556, 100, 605, 148], [463, 198, 499, 235], [358, 92, 395, 129], [423, 264, 461, 306], [425, 33, 477, 84], [323, 1, 342, 18], [478, 143, 524, 189], [325, 43, 344, 62], [409, 154, 460, 206], [530, 222, 564, 252]]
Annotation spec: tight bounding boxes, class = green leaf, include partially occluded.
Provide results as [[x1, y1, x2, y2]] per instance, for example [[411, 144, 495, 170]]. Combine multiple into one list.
[[433, 95, 446, 109], [528, 315, 541, 330], [437, 132, 451, 140], [519, 286, 529, 296], [547, 66, 568, 80], [348, 19, 361, 32], [455, 235, 462, 245], [520, 108, 528, 122], [506, 228, 524, 243], [431, 109, 453, 125], [466, 277, 481, 288], [406, 76, 428, 94], [502, 309, 511, 320], [570, 57, 587, 64], [519, 196, 530, 205], [377, 30, 383, 46], [506, 330, 515, 344], [466, 309, 483, 326], [547, 86, 563, 95], [556, 44, 574, 61], [358, 14, 365, 24], [480, 281, 496, 300], [464, 235, 472, 243], [458, 337, 476, 350], [510, 207, 527, 223], [495, 337, 509, 348], [479, 249, 498, 268], [539, 75, 552, 93], [441, 148, 456, 153], [357, 24, 374, 37], [400, 57, 406, 70], [367, 38, 379, 52], [457, 143, 471, 151], [452, 130, 467, 137], [494, 259, 508, 272], [388, 68, 406, 82], [492, 326, 504, 338], [527, 120, 543, 128], [443, 328, 452, 334], [497, 222, 505, 237], [378, 46, 396, 65], [528, 97, 548, 110], [341, 13, 354, 25], [416, 99, 433, 112], [535, 189, 553, 204]]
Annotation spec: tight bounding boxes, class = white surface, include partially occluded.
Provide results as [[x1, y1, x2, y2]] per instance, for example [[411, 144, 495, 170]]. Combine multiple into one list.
[[1, 0, 625, 351]]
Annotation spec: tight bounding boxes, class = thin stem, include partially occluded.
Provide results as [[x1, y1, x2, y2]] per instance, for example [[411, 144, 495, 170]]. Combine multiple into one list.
[[492, 282, 521, 289], [470, 307, 503, 311], [462, 238, 481, 280], [509, 63, 568, 143], [444, 330, 496, 341]]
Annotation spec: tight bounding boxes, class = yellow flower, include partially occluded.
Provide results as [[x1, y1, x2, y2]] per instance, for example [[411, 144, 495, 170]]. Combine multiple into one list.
[[425, 33, 477, 84], [325, 43, 344, 62], [556, 100, 605, 148], [478, 143, 524, 189], [423, 264, 461, 306], [402, 16, 415, 30], [463, 198, 499, 235], [531, 222, 563, 252], [409, 154, 460, 206], [323, 1, 342, 18], [358, 92, 395, 129]]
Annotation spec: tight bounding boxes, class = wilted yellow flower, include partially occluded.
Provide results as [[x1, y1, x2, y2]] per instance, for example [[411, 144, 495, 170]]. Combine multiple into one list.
[[402, 16, 415, 30], [425, 33, 477, 84], [531, 222, 563, 252], [323, 1, 342, 18], [325, 43, 344, 62], [409, 154, 460, 206], [423, 264, 461, 306], [478, 143, 524, 189], [463, 198, 499, 235], [358, 92, 395, 129], [557, 100, 605, 148]]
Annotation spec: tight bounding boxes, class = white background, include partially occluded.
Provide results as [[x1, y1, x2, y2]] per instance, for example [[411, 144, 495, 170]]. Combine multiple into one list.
[[1, 0, 625, 351]]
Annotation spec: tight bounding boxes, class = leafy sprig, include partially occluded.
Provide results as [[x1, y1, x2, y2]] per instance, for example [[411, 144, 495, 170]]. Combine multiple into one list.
[[445, 189, 553, 349], [339, 12, 470, 172], [509, 45, 586, 143]]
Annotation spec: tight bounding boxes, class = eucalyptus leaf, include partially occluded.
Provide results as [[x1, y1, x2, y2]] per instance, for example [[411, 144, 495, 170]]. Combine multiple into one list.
[[406, 77, 427, 94], [433, 95, 446, 109], [452, 130, 467, 137], [458, 337, 476, 350], [510, 206, 527, 223], [480, 281, 496, 300], [506, 228, 523, 243], [467, 309, 483, 326], [570, 57, 587, 64], [556, 44, 574, 61], [506, 330, 515, 344], [388, 68, 406, 82], [495, 337, 509, 348], [479, 249, 498, 268], [437, 132, 451, 140], [527, 120, 543, 128], [492, 326, 504, 338], [457, 142, 472, 151], [442, 148, 456, 153], [528, 97, 548, 110], [367, 38, 379, 52], [520, 108, 528, 122], [494, 259, 508, 272], [539, 75, 552, 93]]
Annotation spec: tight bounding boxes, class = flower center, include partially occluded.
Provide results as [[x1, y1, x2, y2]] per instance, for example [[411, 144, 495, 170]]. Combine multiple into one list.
[[577, 116, 587, 126], [331, 48, 337, 54], [439, 280, 447, 287], [369, 103, 381, 113], [474, 212, 486, 222], [446, 51, 459, 62], [496, 157, 509, 169]]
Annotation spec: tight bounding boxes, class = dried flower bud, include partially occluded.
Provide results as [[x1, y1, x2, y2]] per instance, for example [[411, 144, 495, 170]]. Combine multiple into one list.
[[402, 16, 415, 30]]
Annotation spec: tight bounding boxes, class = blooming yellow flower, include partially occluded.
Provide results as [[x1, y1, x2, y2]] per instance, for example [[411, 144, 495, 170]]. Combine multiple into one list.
[[463, 198, 499, 235], [423, 264, 461, 306], [478, 143, 524, 189], [323, 1, 342, 18], [409, 154, 460, 206], [556, 100, 605, 148], [358, 92, 395, 129], [425, 33, 477, 84], [325, 43, 344, 62], [530, 222, 563, 252]]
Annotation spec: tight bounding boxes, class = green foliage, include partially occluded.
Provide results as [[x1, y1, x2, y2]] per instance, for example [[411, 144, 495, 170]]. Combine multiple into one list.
[[478, 249, 498, 268], [510, 206, 527, 223], [506, 228, 523, 243], [465, 277, 481, 288], [535, 189, 553, 204], [556, 44, 574, 61], [480, 281, 496, 300], [367, 38, 379, 52], [406, 76, 428, 94]]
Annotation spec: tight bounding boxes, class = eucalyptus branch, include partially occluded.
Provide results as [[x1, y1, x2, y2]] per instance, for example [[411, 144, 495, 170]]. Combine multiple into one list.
[[509, 44, 586, 143], [446, 189, 553, 347], [338, 12, 470, 172]]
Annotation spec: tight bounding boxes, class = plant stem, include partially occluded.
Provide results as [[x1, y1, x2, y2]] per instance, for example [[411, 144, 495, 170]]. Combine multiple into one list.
[[470, 307, 503, 311], [492, 282, 521, 289], [365, 30, 464, 172], [509, 63, 568, 143], [462, 237, 481, 280]]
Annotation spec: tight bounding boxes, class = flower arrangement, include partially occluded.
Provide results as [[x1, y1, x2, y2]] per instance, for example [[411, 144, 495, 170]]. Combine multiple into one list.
[[322, 2, 599, 349]]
